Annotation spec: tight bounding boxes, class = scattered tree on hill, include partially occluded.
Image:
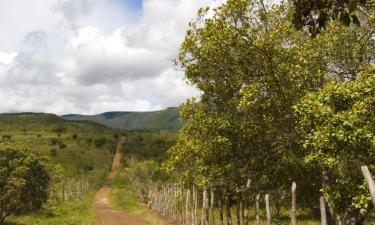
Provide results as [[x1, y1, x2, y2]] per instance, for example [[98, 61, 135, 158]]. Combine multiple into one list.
[[50, 124, 67, 135], [94, 138, 106, 148], [0, 148, 50, 222]]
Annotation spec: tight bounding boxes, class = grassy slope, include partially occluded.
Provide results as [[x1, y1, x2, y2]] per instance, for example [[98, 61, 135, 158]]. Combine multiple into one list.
[[62, 107, 182, 132], [0, 113, 115, 225]]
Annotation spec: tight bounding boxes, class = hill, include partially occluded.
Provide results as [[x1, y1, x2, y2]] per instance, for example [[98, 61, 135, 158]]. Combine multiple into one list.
[[0, 112, 117, 224], [0, 112, 111, 132], [62, 107, 182, 131]]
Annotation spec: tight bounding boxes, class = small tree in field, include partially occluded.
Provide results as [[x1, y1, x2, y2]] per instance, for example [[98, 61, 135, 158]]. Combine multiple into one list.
[[50, 124, 67, 135], [0, 148, 50, 222]]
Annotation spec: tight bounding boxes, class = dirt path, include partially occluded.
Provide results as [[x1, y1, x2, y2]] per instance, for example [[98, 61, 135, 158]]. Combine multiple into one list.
[[92, 137, 149, 225]]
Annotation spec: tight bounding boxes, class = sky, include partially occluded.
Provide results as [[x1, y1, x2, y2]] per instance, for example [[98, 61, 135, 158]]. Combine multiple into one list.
[[0, 0, 224, 115]]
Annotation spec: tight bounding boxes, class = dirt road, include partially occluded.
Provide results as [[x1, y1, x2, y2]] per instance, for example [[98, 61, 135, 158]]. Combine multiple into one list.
[[92, 137, 149, 225]]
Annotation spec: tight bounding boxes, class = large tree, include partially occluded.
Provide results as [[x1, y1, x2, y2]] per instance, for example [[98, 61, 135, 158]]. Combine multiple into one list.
[[168, 0, 375, 219]]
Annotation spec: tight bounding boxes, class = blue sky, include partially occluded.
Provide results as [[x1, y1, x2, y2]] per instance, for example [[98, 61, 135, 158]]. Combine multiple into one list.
[[121, 0, 143, 11]]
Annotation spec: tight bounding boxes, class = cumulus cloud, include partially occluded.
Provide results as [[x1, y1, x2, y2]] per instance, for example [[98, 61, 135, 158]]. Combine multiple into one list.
[[0, 0, 222, 115]]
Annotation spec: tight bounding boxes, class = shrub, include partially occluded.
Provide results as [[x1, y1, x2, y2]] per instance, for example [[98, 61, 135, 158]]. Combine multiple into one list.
[[94, 138, 106, 148], [49, 138, 58, 146], [2, 135, 11, 140], [50, 148, 57, 157], [85, 138, 93, 144], [0, 148, 50, 222], [72, 134, 78, 140], [58, 142, 67, 149], [50, 124, 67, 134]]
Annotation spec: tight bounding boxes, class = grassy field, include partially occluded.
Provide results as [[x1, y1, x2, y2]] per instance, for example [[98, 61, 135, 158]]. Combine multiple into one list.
[[0, 113, 116, 225], [6, 193, 97, 225]]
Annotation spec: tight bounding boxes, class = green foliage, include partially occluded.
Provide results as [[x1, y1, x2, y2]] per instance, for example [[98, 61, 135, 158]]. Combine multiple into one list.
[[0, 148, 50, 222], [167, 0, 375, 223], [294, 68, 375, 216], [292, 0, 372, 36], [109, 165, 165, 225], [93, 137, 106, 148], [50, 124, 67, 134], [0, 113, 115, 224], [123, 131, 176, 162]]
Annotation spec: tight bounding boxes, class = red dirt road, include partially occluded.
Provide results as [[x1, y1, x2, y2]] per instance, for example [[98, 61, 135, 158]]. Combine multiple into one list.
[[92, 137, 149, 225]]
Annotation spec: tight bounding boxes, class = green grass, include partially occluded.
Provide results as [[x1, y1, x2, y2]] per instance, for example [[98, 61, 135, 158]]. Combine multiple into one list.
[[0, 113, 117, 224], [6, 193, 96, 225], [109, 164, 166, 225]]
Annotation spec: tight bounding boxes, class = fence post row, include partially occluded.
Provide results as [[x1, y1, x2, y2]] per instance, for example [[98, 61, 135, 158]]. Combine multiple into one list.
[[146, 166, 375, 225]]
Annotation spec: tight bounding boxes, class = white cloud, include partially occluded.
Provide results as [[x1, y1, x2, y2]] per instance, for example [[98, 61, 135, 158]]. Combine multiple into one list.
[[0, 0, 221, 115]]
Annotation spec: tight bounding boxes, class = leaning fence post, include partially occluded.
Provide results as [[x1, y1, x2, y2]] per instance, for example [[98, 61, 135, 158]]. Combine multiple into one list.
[[361, 166, 375, 207], [291, 182, 297, 225], [265, 194, 271, 225]]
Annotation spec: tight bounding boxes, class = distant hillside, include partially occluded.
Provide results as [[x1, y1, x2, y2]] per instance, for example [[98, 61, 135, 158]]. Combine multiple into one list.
[[62, 107, 182, 132], [0, 112, 111, 132]]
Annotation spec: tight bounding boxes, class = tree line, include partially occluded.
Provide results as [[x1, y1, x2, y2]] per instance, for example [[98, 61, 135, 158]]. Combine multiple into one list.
[[164, 0, 375, 224]]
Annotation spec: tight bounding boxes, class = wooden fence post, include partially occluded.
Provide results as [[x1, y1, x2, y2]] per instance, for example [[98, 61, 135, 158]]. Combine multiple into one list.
[[361, 166, 375, 207], [244, 179, 251, 225], [225, 189, 233, 225], [218, 188, 224, 225], [319, 196, 327, 225], [265, 194, 271, 225], [210, 185, 215, 225], [255, 194, 260, 225], [291, 182, 297, 225]]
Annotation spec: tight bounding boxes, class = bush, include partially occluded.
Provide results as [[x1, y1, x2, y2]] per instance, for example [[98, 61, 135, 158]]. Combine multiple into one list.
[[50, 124, 67, 134], [94, 138, 106, 148], [72, 134, 78, 140], [0, 148, 50, 222], [2, 135, 11, 141], [58, 142, 67, 149], [49, 138, 58, 146], [50, 148, 57, 157], [85, 138, 92, 144]]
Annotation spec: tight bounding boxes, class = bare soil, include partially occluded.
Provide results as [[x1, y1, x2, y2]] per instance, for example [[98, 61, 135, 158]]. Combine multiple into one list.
[[92, 137, 149, 225]]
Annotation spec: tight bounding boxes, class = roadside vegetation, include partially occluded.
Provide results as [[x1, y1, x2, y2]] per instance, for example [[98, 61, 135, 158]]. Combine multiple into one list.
[[107, 131, 176, 224], [0, 113, 116, 225], [148, 1, 375, 225]]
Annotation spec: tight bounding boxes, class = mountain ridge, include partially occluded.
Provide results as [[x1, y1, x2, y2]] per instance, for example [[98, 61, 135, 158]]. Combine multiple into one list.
[[62, 107, 181, 132]]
